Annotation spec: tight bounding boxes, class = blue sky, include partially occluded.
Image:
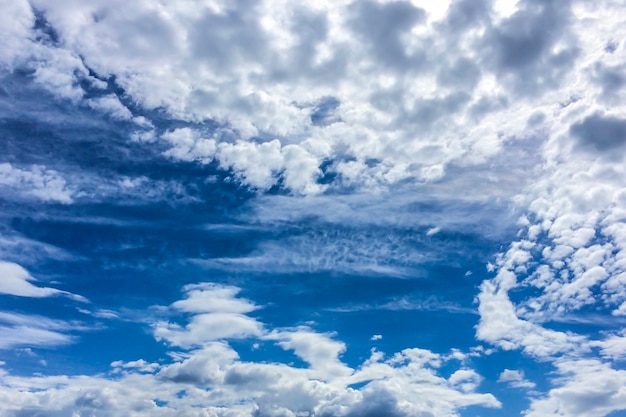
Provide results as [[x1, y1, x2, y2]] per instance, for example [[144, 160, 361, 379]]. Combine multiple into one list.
[[1, 0, 626, 416]]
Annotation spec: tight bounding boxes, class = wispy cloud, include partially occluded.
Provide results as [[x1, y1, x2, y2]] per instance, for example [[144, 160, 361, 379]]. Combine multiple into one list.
[[0, 261, 86, 301], [0, 312, 91, 349]]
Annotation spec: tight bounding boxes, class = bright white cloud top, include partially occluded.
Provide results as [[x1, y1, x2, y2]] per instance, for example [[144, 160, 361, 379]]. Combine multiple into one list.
[[0, 0, 625, 416]]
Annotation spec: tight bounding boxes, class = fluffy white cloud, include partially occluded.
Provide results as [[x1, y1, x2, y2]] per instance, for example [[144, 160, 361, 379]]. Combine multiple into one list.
[[84, 94, 133, 120], [498, 369, 536, 389], [170, 283, 258, 315], [4, 0, 618, 197], [154, 312, 264, 348], [1, 0, 626, 415], [161, 128, 217, 164], [153, 283, 264, 347], [265, 327, 353, 379], [525, 360, 626, 417], [0, 163, 73, 203], [0, 282, 500, 417]]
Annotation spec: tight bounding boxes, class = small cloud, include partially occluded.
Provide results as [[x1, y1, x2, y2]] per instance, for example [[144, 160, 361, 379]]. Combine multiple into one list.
[[0, 261, 85, 301], [77, 308, 119, 319], [426, 226, 441, 236], [16, 348, 37, 357], [371, 334, 383, 341], [0, 163, 73, 204], [498, 369, 536, 389], [111, 359, 160, 373]]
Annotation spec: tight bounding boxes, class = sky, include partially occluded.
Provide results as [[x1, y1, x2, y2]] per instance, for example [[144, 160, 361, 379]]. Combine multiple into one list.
[[0, 0, 625, 416]]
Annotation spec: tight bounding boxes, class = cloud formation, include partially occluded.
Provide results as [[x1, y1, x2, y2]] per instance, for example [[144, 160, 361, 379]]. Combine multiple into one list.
[[0, 282, 500, 417], [0, 0, 625, 416], [2, 0, 607, 195]]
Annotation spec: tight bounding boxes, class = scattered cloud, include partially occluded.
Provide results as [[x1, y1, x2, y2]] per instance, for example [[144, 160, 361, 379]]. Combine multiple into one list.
[[498, 369, 536, 389], [0, 261, 85, 301], [0, 0, 625, 416], [0, 282, 501, 417], [0, 312, 82, 349], [153, 283, 264, 348], [0, 163, 73, 203]]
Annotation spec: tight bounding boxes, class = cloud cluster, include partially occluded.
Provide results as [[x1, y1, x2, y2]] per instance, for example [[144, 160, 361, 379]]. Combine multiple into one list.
[[1, 0, 625, 416], [476, 114, 626, 415], [0, 282, 500, 417], [3, 0, 617, 196], [0, 163, 73, 203]]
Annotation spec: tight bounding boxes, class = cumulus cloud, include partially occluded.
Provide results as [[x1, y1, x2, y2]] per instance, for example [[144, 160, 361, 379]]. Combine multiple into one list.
[[0, 282, 501, 417], [265, 327, 353, 379], [1, 0, 626, 416], [498, 369, 536, 389], [525, 360, 626, 417], [153, 283, 264, 348], [0, 163, 73, 203], [475, 87, 626, 416], [0, 0, 590, 195]]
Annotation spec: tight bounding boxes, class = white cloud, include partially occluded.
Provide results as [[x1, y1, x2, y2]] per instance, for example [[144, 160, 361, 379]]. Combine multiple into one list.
[[111, 359, 160, 374], [265, 327, 353, 379], [154, 312, 263, 349], [0, 163, 73, 203], [0, 282, 501, 417], [426, 226, 441, 236], [525, 359, 626, 417], [153, 283, 264, 348], [0, 0, 33, 67], [157, 342, 238, 384], [0, 261, 85, 302], [0, 312, 88, 349], [448, 368, 483, 392], [590, 331, 626, 360], [0, 233, 74, 265], [1, 0, 626, 415], [161, 128, 217, 164], [0, 261, 63, 298], [498, 369, 536, 389], [84, 94, 133, 120], [1, 0, 600, 196], [171, 283, 258, 315]]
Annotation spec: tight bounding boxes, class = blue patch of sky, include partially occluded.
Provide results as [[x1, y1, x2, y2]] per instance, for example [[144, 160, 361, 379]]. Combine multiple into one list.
[[32, 8, 60, 47], [154, 399, 168, 407], [310, 96, 341, 126]]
